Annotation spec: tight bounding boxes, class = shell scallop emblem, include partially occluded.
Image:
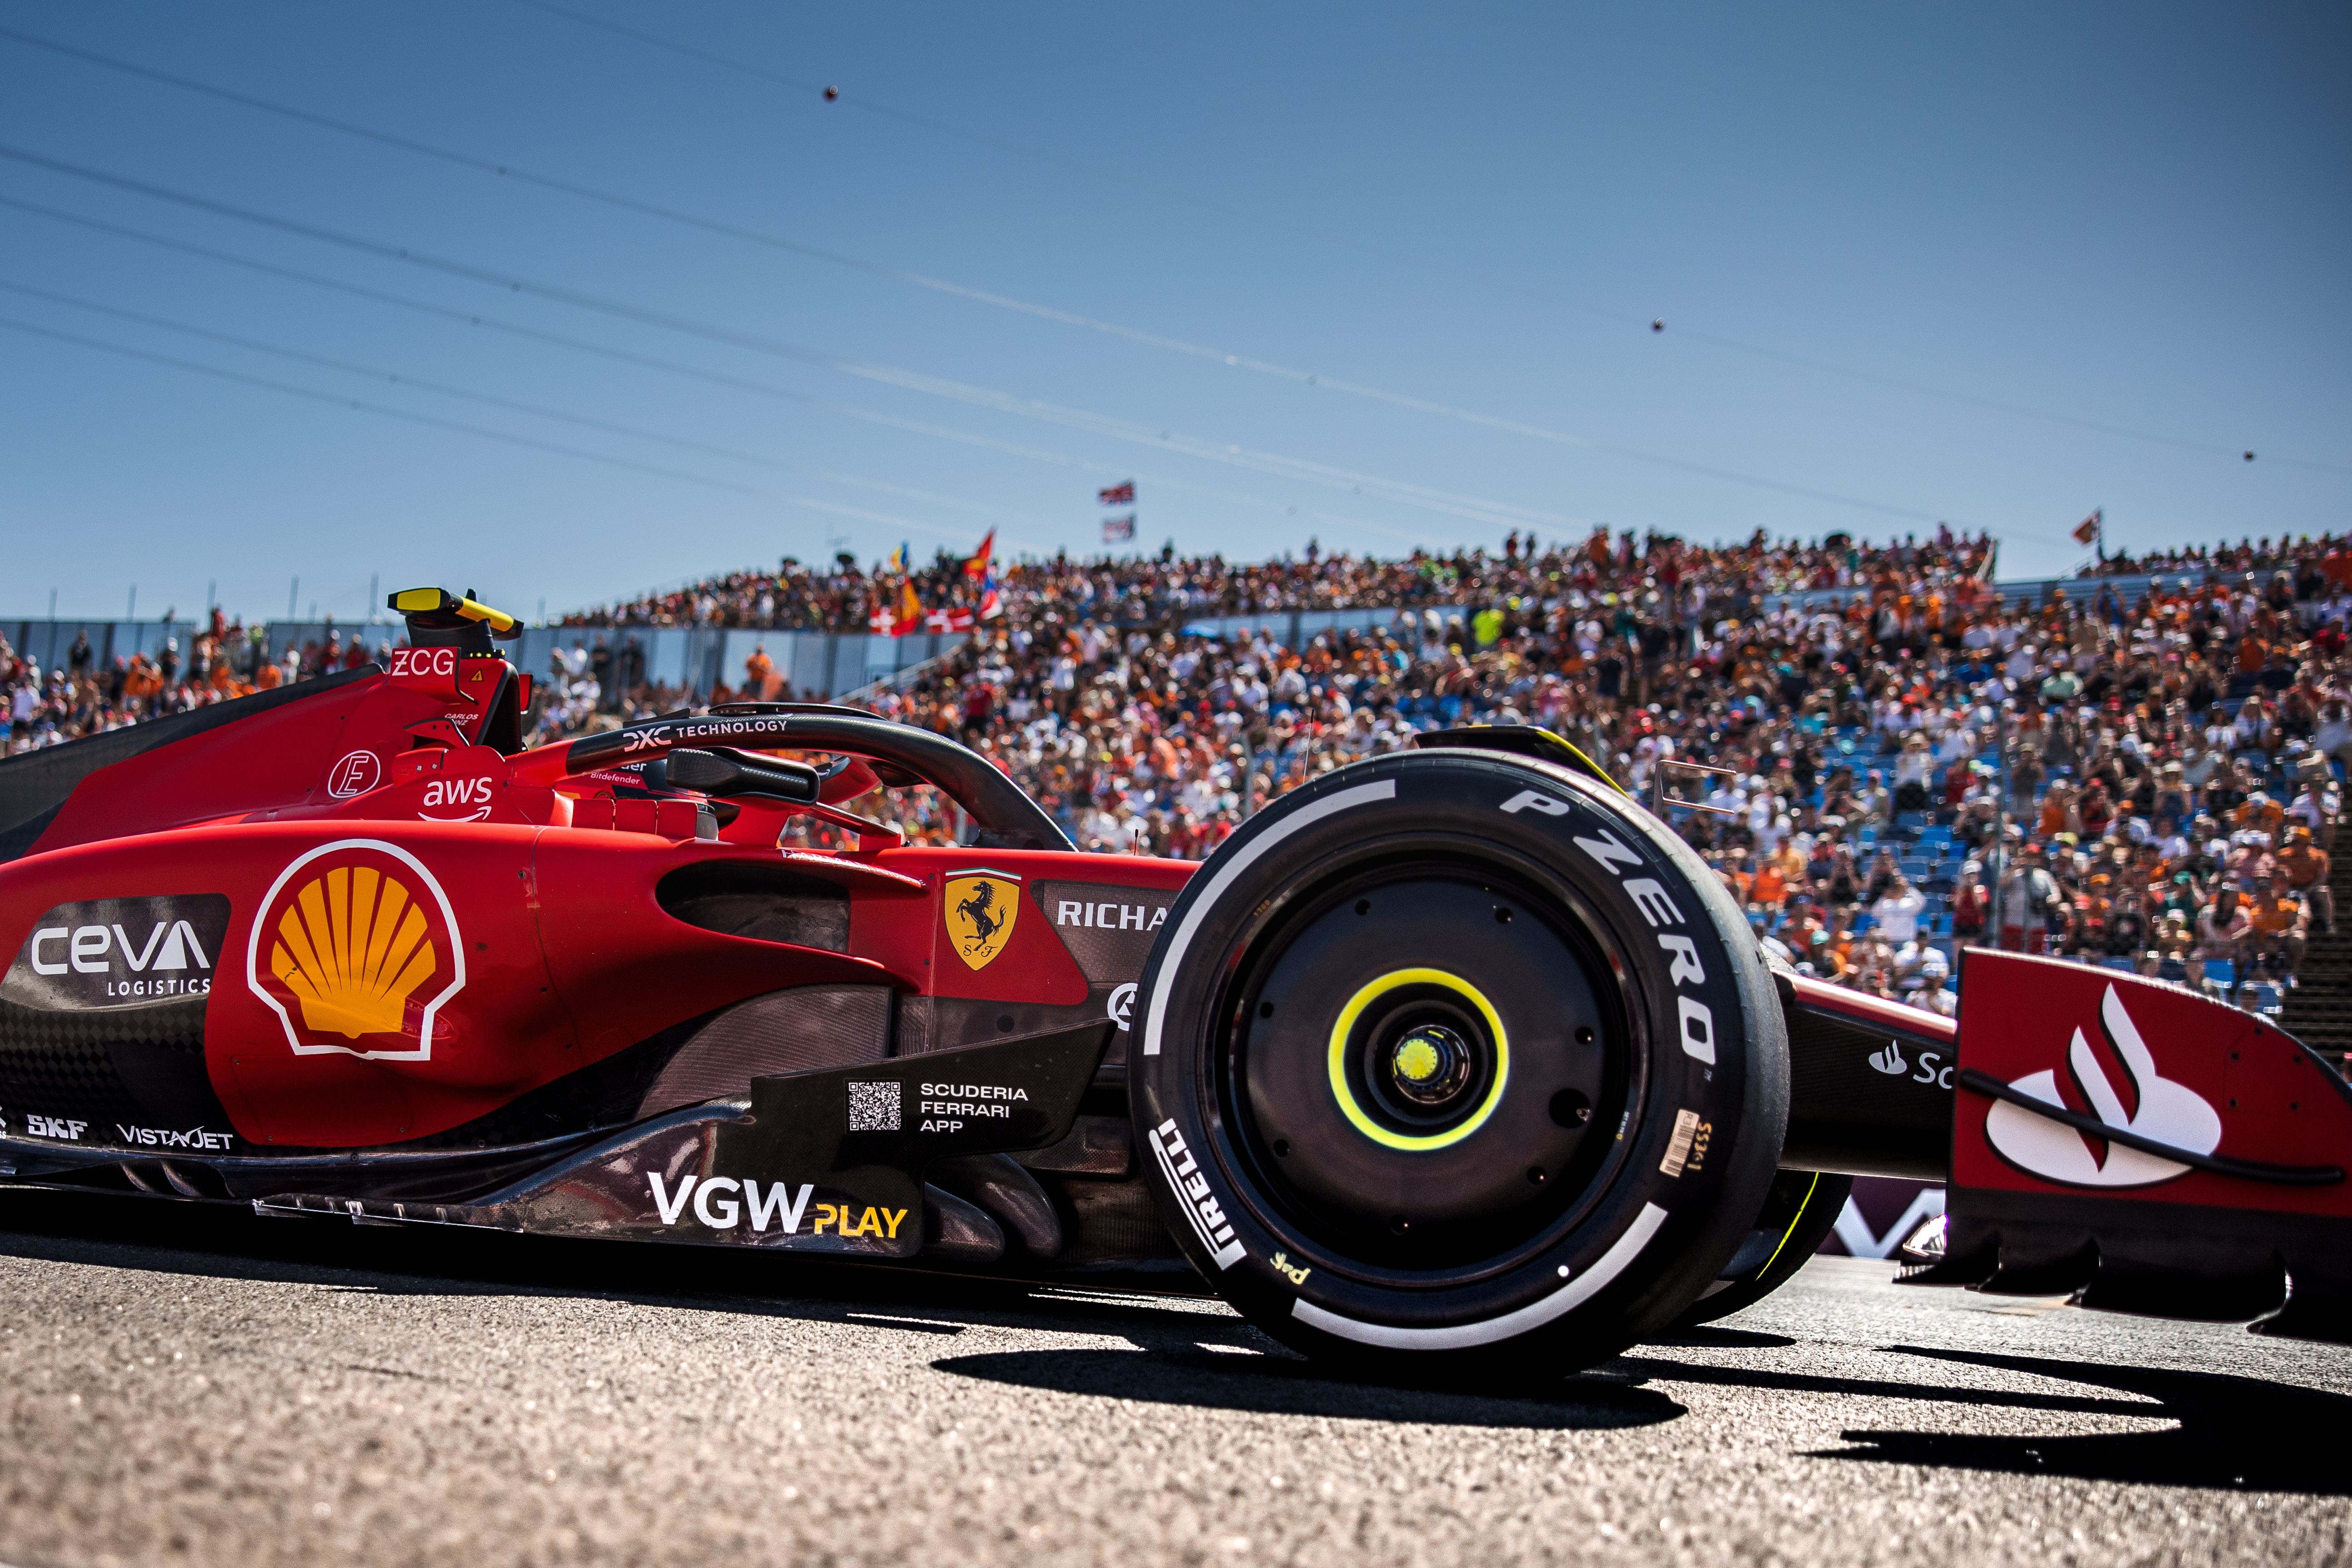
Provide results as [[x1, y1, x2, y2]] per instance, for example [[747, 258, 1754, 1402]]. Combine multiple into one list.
[[269, 865, 437, 1038], [247, 839, 467, 1061]]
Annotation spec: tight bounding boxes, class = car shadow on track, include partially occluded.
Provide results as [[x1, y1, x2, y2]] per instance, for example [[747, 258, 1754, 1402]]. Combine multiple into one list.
[[930, 1346, 1684, 1430], [1610, 1345, 2352, 1495], [0, 1187, 1680, 1430], [1643, 1326, 1799, 1351], [0, 1186, 1211, 1336]]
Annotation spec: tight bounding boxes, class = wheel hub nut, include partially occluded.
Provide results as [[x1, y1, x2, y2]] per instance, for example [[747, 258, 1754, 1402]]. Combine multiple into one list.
[[1387, 1024, 1473, 1106]]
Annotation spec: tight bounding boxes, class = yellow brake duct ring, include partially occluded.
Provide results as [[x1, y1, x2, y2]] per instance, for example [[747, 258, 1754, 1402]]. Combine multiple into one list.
[[1326, 967, 1509, 1152]]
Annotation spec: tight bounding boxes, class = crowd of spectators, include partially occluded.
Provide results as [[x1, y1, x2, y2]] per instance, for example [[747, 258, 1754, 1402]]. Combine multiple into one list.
[[675, 525, 2352, 1013], [9, 526, 2351, 1013], [554, 528, 2338, 635], [565, 526, 2013, 633], [0, 612, 385, 747]]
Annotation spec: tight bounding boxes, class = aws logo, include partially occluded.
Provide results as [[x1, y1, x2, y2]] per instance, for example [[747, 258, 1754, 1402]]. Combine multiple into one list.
[[418, 775, 495, 822], [944, 869, 1021, 971], [247, 839, 466, 1062]]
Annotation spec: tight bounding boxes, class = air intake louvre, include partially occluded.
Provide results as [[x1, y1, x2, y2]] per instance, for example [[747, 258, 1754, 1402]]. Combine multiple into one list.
[[655, 862, 849, 952]]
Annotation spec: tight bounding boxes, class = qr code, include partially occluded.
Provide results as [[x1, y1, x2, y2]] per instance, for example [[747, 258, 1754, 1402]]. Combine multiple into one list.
[[847, 1080, 902, 1133]]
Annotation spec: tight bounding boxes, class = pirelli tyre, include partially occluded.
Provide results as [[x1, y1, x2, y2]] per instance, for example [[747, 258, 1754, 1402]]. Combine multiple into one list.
[[1130, 748, 1789, 1380], [1672, 1169, 1853, 1327]]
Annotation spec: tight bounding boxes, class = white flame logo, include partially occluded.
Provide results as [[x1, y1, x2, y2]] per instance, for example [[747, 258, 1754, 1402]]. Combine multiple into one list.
[[1983, 985, 2222, 1188]]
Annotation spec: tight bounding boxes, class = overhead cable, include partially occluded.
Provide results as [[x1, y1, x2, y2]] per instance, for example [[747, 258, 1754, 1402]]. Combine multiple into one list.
[[0, 141, 1958, 527], [5, 22, 2311, 482], [0, 143, 1611, 528], [467, 9, 2339, 478], [0, 276, 1069, 542], [0, 311, 1069, 554], [0, 314, 763, 494], [0, 193, 1435, 543]]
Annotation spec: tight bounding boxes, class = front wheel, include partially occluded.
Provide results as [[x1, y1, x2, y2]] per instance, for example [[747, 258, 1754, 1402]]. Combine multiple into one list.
[[1671, 1169, 1852, 1327], [1130, 748, 1788, 1381]]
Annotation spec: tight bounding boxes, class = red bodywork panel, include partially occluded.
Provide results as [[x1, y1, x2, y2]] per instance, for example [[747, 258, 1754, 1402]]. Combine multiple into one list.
[[0, 666, 1197, 1149], [1953, 950, 2352, 1219]]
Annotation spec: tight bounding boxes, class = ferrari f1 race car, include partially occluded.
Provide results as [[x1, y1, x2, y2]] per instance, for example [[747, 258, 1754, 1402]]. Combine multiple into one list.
[[2, 587, 2347, 1379]]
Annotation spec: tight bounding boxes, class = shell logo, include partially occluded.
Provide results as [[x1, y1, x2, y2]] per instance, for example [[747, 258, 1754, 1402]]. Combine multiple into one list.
[[247, 839, 466, 1061]]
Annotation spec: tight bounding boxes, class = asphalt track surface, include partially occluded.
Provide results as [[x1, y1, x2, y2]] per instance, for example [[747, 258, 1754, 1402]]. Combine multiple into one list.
[[0, 1189, 2344, 1568]]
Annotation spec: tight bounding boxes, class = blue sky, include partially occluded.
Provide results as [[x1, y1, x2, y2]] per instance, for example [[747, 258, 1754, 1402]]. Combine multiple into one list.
[[0, 1, 2344, 622]]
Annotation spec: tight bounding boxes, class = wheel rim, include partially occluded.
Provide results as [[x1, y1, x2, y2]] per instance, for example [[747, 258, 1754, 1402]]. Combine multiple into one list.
[[1325, 968, 1509, 1151], [1210, 838, 1645, 1280]]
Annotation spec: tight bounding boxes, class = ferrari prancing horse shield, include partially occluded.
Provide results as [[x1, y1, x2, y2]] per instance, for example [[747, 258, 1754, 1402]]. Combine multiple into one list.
[[944, 870, 1021, 970]]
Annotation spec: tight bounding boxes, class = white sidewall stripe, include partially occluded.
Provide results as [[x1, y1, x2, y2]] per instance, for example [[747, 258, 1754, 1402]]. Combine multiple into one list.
[[1289, 1203, 1669, 1350], [1141, 779, 1397, 1057]]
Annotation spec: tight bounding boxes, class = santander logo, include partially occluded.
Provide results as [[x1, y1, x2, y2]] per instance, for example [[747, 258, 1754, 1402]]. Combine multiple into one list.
[[1984, 984, 2222, 1189]]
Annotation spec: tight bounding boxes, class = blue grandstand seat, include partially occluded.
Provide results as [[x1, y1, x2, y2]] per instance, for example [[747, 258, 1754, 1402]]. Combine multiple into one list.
[[2157, 957, 2189, 984], [2100, 957, 2138, 973]]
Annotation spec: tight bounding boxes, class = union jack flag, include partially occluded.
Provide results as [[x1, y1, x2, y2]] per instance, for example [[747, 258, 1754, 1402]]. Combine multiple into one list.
[[1102, 513, 1136, 543], [1097, 481, 1135, 506]]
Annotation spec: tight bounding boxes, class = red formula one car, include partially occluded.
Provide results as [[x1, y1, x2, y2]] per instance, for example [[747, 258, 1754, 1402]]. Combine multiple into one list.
[[1, 588, 2347, 1377]]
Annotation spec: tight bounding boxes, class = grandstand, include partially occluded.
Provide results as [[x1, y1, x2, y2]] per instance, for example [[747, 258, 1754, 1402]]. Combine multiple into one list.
[[5, 528, 2348, 1057]]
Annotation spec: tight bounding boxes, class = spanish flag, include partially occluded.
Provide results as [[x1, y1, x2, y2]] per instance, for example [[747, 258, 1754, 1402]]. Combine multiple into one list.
[[964, 528, 995, 581]]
